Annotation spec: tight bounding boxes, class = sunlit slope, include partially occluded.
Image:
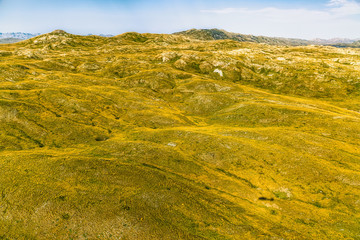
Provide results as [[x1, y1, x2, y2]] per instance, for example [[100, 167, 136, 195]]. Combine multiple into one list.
[[0, 30, 359, 239]]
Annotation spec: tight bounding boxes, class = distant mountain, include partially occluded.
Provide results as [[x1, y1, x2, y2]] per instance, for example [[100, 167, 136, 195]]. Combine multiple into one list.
[[0, 38, 23, 44], [174, 28, 360, 47], [0, 32, 40, 40], [0, 32, 115, 44], [85, 34, 114, 37], [310, 38, 357, 45], [174, 28, 311, 46], [99, 34, 114, 37], [2, 29, 360, 47], [330, 40, 360, 48]]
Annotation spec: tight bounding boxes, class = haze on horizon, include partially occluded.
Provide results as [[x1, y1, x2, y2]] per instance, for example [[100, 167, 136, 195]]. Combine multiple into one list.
[[0, 0, 360, 39]]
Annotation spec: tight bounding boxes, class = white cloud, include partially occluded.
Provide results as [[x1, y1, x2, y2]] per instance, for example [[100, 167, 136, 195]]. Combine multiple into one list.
[[327, 0, 360, 16], [201, 8, 247, 14], [328, 0, 349, 6], [202, 0, 360, 19], [199, 0, 360, 39]]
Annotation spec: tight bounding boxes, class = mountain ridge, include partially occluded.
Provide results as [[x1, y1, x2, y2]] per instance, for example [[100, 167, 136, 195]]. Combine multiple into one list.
[[2, 29, 360, 46], [174, 28, 310, 46], [0, 32, 40, 40], [174, 28, 360, 46]]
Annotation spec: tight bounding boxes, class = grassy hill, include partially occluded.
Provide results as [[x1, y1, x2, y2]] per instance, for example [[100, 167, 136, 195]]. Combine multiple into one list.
[[0, 30, 359, 239]]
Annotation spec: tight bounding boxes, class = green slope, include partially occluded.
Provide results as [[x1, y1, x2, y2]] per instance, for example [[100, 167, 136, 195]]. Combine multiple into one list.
[[0, 30, 359, 239]]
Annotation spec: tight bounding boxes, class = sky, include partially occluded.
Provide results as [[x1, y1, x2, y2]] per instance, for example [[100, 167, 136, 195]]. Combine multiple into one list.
[[0, 0, 360, 39]]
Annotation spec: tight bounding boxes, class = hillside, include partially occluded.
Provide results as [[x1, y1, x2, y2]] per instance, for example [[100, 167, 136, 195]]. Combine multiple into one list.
[[0, 30, 359, 239], [174, 28, 311, 46], [331, 40, 360, 48], [311, 38, 358, 45], [174, 29, 360, 47], [0, 38, 22, 44]]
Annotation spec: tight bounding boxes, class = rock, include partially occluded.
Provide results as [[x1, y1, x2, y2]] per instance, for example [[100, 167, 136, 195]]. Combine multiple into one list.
[[167, 142, 177, 147], [214, 69, 223, 77]]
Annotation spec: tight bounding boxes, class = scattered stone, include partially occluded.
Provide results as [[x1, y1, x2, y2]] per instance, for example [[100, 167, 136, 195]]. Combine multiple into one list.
[[167, 142, 177, 147], [214, 68, 223, 77]]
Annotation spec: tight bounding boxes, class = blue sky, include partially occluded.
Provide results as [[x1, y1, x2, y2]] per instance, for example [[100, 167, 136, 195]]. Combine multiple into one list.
[[0, 0, 360, 39]]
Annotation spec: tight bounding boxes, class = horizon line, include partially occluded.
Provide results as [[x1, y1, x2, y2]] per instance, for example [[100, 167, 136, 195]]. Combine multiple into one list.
[[1, 28, 360, 41]]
